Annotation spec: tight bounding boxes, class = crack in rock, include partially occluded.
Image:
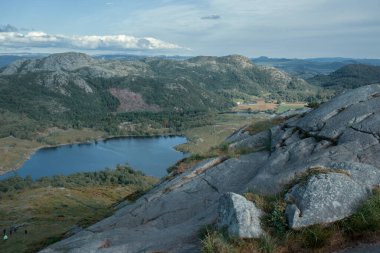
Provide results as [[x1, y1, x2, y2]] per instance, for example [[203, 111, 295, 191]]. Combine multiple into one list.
[[350, 126, 380, 142], [201, 177, 220, 193], [143, 208, 188, 224]]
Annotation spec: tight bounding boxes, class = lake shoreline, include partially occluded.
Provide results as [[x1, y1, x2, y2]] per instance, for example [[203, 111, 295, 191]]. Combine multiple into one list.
[[0, 133, 188, 178]]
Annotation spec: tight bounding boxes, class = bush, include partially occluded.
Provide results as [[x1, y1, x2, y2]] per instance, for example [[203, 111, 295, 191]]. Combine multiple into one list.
[[306, 101, 320, 109], [0, 164, 151, 194], [264, 200, 288, 238]]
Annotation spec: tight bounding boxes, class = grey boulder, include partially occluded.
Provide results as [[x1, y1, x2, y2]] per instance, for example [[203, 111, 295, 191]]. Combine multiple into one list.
[[218, 192, 264, 238], [285, 172, 369, 229]]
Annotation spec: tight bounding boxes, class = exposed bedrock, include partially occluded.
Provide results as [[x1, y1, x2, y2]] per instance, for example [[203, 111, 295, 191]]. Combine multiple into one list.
[[41, 84, 380, 253]]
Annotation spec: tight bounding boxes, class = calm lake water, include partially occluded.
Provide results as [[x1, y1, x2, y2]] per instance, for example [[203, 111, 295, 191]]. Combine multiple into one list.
[[0, 136, 187, 180]]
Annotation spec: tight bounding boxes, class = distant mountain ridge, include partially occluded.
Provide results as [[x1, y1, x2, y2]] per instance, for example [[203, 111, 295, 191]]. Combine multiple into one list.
[[308, 64, 380, 90], [0, 52, 327, 138], [252, 56, 380, 79], [0, 52, 319, 120]]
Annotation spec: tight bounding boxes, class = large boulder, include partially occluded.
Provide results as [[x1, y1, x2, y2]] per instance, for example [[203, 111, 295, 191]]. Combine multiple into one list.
[[285, 172, 369, 229], [217, 192, 264, 238]]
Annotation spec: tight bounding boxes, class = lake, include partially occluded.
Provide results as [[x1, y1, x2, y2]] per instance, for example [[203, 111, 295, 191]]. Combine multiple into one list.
[[0, 136, 187, 180]]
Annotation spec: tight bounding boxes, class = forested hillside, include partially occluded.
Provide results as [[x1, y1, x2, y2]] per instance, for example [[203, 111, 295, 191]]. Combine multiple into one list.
[[0, 52, 325, 138], [308, 64, 380, 91]]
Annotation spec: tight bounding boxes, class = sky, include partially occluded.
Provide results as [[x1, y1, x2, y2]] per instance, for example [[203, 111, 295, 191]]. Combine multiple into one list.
[[0, 0, 379, 58]]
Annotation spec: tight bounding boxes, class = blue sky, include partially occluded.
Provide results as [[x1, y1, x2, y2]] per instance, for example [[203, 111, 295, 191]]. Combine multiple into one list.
[[0, 0, 379, 58]]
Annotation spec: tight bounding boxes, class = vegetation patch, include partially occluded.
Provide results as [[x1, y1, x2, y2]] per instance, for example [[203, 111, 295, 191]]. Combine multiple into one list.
[[276, 103, 305, 114], [166, 154, 213, 179], [245, 117, 286, 136], [177, 113, 266, 155], [258, 234, 277, 253], [0, 165, 157, 253], [340, 187, 380, 236], [282, 166, 351, 194], [201, 184, 380, 253]]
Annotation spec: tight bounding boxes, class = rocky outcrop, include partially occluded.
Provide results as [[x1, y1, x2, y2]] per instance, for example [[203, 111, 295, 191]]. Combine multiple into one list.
[[217, 192, 264, 238], [228, 130, 270, 151], [285, 162, 380, 229], [40, 153, 269, 253], [285, 172, 369, 229], [245, 84, 380, 195], [276, 107, 311, 120], [41, 84, 380, 253]]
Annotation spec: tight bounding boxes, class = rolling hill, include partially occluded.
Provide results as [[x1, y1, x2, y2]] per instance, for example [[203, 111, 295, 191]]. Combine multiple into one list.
[[253, 56, 380, 79], [0, 52, 321, 133], [308, 64, 380, 91]]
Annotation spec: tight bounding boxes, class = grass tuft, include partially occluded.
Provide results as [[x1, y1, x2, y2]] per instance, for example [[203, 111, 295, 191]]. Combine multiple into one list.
[[201, 229, 234, 253], [340, 187, 380, 235], [258, 234, 277, 253], [301, 225, 333, 249]]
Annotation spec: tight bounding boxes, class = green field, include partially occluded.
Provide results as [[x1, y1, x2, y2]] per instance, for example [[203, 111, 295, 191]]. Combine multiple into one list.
[[177, 113, 271, 155], [276, 103, 306, 113]]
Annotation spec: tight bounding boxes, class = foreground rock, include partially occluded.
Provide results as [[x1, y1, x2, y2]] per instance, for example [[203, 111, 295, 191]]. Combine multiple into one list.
[[228, 130, 270, 152], [41, 154, 269, 253], [285, 162, 380, 228], [285, 172, 369, 229], [218, 192, 264, 238], [41, 84, 380, 253]]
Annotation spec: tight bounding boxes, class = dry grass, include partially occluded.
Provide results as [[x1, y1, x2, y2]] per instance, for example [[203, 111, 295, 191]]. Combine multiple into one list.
[[36, 127, 105, 145], [0, 184, 152, 253], [0, 137, 40, 175], [234, 100, 277, 112]]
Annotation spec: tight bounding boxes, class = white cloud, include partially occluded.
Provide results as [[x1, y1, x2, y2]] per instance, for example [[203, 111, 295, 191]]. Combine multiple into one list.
[[0, 28, 185, 52], [116, 0, 380, 57]]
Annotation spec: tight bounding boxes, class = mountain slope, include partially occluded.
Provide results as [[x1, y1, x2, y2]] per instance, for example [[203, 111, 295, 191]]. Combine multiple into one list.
[[308, 64, 380, 90], [0, 52, 319, 122]]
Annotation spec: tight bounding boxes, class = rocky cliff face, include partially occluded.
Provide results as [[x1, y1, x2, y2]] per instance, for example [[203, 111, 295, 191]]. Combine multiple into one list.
[[40, 84, 380, 252]]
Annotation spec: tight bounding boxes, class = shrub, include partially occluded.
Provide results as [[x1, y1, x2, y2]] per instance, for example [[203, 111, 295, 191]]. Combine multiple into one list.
[[306, 101, 320, 109], [264, 200, 288, 238]]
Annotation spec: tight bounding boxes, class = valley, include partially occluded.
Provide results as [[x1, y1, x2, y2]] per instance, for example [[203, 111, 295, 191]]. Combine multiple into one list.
[[1, 1, 379, 252], [1, 52, 380, 253]]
